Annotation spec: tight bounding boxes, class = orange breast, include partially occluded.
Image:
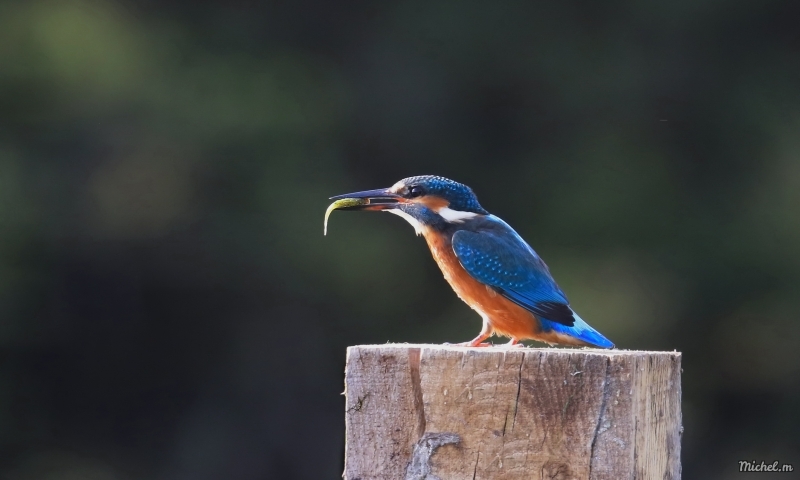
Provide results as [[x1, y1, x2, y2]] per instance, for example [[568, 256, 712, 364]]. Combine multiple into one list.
[[422, 230, 540, 340]]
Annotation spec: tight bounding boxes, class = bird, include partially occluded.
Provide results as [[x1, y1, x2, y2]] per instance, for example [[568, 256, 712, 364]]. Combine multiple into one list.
[[327, 175, 614, 349]]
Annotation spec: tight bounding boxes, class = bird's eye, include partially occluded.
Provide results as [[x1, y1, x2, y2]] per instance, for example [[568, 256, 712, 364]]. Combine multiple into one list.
[[407, 186, 424, 198]]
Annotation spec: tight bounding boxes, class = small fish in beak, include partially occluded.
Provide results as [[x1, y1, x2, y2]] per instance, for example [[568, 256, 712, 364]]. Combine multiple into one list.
[[324, 197, 369, 235]]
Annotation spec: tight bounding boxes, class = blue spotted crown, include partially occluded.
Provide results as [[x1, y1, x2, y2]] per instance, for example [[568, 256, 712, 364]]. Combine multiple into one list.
[[401, 175, 488, 214]]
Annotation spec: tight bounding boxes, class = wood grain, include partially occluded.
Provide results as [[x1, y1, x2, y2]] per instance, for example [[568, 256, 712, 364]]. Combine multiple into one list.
[[344, 345, 681, 480]]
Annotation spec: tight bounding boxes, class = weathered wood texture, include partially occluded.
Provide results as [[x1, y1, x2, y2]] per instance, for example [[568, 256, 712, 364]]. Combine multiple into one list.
[[344, 345, 681, 480]]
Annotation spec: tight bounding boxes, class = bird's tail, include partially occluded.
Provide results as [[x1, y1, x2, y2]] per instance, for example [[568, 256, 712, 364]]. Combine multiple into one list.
[[540, 310, 615, 349]]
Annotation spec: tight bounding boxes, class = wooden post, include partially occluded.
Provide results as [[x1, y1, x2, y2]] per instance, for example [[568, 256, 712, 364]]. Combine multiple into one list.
[[343, 345, 681, 480]]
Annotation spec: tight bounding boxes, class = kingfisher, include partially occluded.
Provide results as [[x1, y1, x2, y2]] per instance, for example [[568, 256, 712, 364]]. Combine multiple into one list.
[[327, 175, 614, 349]]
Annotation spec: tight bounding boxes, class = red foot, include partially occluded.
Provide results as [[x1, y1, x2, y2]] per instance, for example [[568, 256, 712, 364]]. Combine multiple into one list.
[[455, 341, 493, 347], [447, 328, 494, 347]]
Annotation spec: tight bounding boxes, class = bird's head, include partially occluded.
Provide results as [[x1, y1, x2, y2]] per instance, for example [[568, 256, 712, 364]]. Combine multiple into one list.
[[329, 175, 489, 234]]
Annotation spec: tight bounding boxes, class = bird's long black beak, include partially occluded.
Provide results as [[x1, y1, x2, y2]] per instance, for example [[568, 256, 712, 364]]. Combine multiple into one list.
[[328, 188, 403, 210]]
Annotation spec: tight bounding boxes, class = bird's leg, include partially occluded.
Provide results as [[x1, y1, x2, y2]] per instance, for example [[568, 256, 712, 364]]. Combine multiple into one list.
[[505, 337, 523, 347], [457, 317, 493, 347]]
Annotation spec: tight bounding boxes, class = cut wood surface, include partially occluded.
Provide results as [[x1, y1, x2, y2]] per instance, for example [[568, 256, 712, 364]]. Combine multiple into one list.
[[344, 345, 681, 480]]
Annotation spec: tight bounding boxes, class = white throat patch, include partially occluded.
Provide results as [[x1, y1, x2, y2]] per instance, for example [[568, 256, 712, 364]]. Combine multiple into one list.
[[438, 207, 479, 223], [386, 209, 424, 235]]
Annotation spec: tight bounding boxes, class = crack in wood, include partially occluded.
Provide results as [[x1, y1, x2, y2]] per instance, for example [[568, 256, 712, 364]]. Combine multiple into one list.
[[511, 352, 524, 434], [588, 356, 612, 478], [408, 348, 426, 438], [561, 393, 574, 420], [346, 392, 370, 414]]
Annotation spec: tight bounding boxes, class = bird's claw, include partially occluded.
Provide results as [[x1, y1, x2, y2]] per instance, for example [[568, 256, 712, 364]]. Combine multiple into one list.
[[444, 341, 493, 347], [462, 341, 493, 347]]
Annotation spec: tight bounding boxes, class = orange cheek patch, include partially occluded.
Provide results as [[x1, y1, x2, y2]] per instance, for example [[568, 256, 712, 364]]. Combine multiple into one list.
[[414, 195, 450, 211]]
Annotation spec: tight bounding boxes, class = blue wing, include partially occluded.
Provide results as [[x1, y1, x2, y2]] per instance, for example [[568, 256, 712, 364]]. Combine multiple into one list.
[[451, 228, 573, 324], [451, 219, 614, 348]]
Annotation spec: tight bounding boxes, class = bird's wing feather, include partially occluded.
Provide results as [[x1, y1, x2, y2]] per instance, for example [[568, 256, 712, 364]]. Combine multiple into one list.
[[452, 229, 575, 326]]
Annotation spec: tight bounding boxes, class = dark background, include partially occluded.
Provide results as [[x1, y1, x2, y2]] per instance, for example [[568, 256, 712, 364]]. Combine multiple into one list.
[[1, 0, 799, 478]]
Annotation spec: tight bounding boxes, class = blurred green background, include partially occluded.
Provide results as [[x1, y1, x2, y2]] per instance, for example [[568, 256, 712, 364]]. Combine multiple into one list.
[[1, 0, 799, 478]]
